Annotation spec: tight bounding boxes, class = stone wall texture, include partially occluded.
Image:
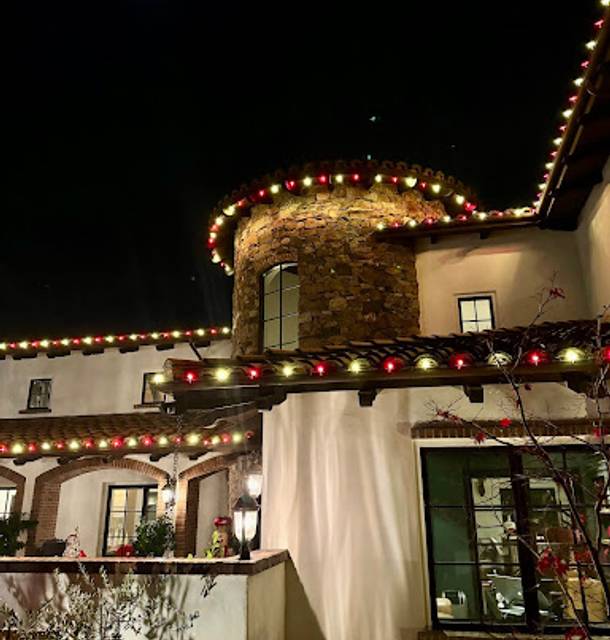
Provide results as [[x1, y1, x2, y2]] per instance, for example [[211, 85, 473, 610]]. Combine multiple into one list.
[[233, 184, 448, 355]]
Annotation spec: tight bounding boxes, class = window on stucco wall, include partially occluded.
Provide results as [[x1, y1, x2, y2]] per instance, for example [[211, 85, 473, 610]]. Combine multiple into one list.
[[458, 296, 495, 333], [261, 263, 299, 350]]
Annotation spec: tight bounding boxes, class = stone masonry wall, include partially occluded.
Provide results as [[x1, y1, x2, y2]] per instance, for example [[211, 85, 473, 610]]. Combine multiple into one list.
[[232, 184, 447, 355]]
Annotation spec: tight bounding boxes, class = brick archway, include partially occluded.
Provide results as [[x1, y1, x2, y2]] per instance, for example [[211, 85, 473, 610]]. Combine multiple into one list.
[[0, 466, 26, 515], [28, 458, 167, 554], [175, 454, 240, 556]]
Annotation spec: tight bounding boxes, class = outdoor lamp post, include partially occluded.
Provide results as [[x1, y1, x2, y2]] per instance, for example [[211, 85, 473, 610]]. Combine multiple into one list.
[[246, 471, 263, 499], [233, 494, 259, 560]]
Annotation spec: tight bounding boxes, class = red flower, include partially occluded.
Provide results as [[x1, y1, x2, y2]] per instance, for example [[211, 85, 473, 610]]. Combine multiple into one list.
[[115, 544, 135, 557], [213, 516, 232, 527], [554, 556, 569, 576], [500, 418, 512, 429], [537, 548, 554, 572], [473, 432, 486, 444], [524, 383, 532, 391], [549, 287, 566, 299], [574, 548, 592, 564], [565, 628, 586, 640]]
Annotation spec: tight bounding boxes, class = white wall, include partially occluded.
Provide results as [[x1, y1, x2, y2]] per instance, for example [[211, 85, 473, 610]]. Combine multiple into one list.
[[196, 470, 229, 554], [576, 157, 610, 317], [416, 228, 588, 335], [262, 389, 427, 640], [0, 340, 231, 418], [56, 468, 160, 556], [0, 559, 286, 640]]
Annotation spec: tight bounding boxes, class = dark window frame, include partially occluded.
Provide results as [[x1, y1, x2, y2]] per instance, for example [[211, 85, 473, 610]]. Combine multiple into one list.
[[259, 262, 299, 350], [102, 484, 157, 556], [140, 372, 164, 406], [422, 445, 610, 634], [26, 378, 52, 410], [457, 295, 495, 333]]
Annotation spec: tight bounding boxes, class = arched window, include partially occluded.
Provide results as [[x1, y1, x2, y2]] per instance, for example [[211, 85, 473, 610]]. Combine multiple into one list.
[[261, 263, 299, 349]]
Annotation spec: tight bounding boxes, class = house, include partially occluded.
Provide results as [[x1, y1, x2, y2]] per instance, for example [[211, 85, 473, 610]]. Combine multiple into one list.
[[0, 6, 609, 640]]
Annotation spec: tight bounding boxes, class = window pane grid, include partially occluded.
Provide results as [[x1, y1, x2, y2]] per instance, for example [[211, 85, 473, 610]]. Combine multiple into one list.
[[27, 379, 52, 409], [262, 263, 299, 350], [103, 486, 157, 555], [458, 297, 494, 333]]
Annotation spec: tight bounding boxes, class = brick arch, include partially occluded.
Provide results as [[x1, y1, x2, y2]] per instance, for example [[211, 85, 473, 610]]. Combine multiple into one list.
[[27, 458, 167, 554], [0, 466, 26, 515], [175, 454, 240, 557]]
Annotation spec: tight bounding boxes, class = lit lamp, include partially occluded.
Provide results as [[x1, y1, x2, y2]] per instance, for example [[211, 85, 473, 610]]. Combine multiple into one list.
[[233, 494, 259, 560], [161, 474, 176, 508], [246, 472, 263, 499]]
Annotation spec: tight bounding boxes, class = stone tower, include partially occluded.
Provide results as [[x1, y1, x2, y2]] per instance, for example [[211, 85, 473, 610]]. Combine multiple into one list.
[[206, 160, 476, 355]]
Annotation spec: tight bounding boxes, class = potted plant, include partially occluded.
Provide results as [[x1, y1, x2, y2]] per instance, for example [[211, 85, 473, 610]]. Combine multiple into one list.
[[0, 513, 37, 556], [133, 515, 175, 557]]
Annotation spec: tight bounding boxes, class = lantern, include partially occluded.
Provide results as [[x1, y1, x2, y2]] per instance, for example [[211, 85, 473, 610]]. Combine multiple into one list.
[[233, 494, 259, 560], [161, 475, 176, 508]]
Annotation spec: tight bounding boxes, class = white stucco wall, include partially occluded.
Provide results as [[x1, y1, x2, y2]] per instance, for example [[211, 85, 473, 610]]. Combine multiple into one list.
[[576, 156, 610, 317], [0, 560, 286, 640], [415, 228, 588, 335], [262, 389, 427, 640], [0, 339, 231, 419]]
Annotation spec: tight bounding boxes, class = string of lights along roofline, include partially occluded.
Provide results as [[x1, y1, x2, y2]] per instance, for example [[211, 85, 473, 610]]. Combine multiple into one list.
[[0, 430, 256, 458], [207, 168, 479, 276], [0, 326, 231, 356], [535, 0, 609, 210], [171, 345, 610, 386]]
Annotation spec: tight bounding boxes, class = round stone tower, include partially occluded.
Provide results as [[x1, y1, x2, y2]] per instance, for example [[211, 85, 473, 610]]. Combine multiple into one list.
[[206, 160, 477, 355]]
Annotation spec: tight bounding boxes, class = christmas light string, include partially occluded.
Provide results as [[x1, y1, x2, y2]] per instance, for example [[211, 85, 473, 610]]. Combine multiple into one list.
[[534, 2, 609, 210], [207, 165, 478, 275], [0, 326, 231, 357]]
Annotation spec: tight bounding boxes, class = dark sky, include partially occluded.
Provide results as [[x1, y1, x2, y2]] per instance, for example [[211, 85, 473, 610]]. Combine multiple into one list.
[[1, 1, 599, 339]]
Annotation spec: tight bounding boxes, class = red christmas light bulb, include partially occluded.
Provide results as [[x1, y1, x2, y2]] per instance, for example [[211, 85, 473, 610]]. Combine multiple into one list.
[[285, 180, 296, 190], [352, 173, 360, 182], [112, 437, 124, 449], [221, 433, 231, 444], [142, 435, 154, 447], [184, 371, 197, 384], [55, 440, 65, 450], [314, 362, 329, 376], [391, 176, 398, 184], [382, 357, 402, 374], [27, 443, 37, 453], [247, 366, 261, 380], [84, 438, 94, 449], [318, 175, 328, 184], [601, 346, 610, 363], [0, 444, 7, 454]]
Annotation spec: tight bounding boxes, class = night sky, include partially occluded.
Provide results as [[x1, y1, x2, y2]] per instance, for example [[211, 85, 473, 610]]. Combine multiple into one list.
[[2, 1, 599, 340]]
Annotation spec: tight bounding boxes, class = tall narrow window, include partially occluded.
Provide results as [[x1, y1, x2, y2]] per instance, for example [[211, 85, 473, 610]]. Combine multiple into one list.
[[0, 488, 16, 519], [262, 263, 299, 350], [102, 485, 158, 555], [27, 379, 52, 410], [458, 296, 494, 333]]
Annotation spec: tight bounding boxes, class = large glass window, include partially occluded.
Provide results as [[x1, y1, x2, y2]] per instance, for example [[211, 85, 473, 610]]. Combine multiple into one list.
[[262, 263, 299, 350], [102, 485, 157, 555], [423, 447, 610, 632]]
